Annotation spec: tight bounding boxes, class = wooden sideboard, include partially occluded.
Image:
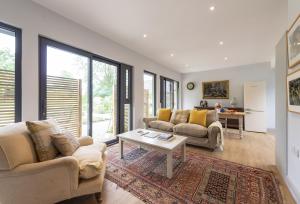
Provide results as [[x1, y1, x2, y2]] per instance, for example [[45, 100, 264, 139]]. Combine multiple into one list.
[[194, 106, 245, 130]]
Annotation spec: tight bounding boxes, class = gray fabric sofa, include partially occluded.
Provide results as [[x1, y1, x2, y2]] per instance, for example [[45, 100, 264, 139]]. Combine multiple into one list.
[[143, 110, 224, 151]]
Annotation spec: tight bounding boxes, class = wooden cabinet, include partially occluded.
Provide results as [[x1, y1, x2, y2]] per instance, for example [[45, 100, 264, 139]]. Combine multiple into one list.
[[194, 106, 245, 130]]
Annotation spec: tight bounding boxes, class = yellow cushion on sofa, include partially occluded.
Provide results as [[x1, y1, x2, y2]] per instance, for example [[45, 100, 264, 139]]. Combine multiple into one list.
[[157, 109, 172, 122], [189, 110, 208, 127]]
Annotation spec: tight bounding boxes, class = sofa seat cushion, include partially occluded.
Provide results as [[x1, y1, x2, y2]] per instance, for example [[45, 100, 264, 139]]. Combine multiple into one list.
[[173, 123, 208, 138], [149, 120, 174, 132], [73, 142, 107, 179]]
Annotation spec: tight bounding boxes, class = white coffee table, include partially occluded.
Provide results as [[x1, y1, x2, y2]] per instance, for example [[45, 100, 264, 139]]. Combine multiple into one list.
[[117, 129, 187, 179]]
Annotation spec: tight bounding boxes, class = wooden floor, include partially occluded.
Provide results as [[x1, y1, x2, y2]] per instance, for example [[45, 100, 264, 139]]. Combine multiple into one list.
[[61, 129, 295, 204]]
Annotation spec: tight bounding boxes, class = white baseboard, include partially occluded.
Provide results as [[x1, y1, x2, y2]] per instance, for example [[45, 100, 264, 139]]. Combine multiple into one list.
[[285, 175, 300, 203]]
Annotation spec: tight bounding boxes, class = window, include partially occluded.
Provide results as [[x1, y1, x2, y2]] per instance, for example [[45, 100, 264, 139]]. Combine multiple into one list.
[[160, 76, 179, 109], [144, 71, 156, 117], [0, 22, 21, 126], [39, 37, 133, 143]]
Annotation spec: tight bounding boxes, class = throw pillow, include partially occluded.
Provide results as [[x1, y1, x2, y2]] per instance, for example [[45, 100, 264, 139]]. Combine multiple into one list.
[[26, 119, 61, 162], [189, 110, 208, 127], [170, 110, 190, 124], [51, 132, 80, 156], [157, 108, 172, 122]]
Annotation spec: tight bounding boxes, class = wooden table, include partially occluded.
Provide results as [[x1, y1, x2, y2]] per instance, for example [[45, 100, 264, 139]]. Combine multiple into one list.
[[118, 129, 187, 179], [218, 112, 245, 138]]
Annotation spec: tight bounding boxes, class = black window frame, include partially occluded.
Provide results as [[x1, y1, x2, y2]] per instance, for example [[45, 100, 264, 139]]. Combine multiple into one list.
[[39, 36, 133, 144], [144, 70, 157, 116], [160, 76, 179, 109], [0, 22, 22, 123]]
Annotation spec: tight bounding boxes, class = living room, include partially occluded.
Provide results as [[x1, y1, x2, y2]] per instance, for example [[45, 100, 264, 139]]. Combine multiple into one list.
[[0, 0, 299, 203]]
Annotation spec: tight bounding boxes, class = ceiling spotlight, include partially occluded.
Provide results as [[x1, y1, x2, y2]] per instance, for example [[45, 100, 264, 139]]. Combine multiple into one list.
[[170, 53, 174, 57], [210, 6, 215, 11], [219, 41, 224, 45], [224, 57, 228, 61], [143, 34, 147, 38]]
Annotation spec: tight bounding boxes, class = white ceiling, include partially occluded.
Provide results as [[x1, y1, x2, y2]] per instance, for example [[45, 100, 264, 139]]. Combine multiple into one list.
[[32, 0, 287, 73]]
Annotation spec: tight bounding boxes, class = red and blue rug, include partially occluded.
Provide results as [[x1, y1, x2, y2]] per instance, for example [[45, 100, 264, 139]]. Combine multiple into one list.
[[105, 144, 283, 204]]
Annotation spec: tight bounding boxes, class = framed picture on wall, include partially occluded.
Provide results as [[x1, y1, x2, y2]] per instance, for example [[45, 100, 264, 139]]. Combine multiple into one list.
[[202, 80, 229, 99], [287, 14, 300, 68], [287, 69, 300, 113]]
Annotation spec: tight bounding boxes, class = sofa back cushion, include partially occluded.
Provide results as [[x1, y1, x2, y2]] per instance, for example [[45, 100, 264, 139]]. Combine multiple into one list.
[[0, 122, 37, 170], [206, 110, 217, 126], [26, 119, 61, 162], [170, 110, 190, 124], [157, 109, 172, 122]]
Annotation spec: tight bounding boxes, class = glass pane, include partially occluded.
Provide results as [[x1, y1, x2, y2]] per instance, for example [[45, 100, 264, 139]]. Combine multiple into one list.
[[92, 60, 117, 142], [46, 46, 88, 137], [165, 80, 171, 108], [174, 81, 178, 109], [144, 73, 155, 117], [124, 104, 131, 132], [0, 28, 16, 126]]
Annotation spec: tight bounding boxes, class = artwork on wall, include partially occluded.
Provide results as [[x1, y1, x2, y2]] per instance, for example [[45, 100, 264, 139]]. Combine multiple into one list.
[[287, 69, 300, 113], [287, 14, 300, 68], [202, 80, 229, 99]]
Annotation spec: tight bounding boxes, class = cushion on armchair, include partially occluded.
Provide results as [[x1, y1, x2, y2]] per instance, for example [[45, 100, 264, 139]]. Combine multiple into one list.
[[73, 142, 107, 179], [51, 132, 80, 156], [26, 119, 61, 162]]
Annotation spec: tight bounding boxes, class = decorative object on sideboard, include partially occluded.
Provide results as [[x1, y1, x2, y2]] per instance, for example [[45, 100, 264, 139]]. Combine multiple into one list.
[[230, 97, 238, 107], [199, 100, 208, 108], [186, 82, 195, 90], [287, 14, 300, 68], [287, 69, 300, 114], [202, 80, 229, 99]]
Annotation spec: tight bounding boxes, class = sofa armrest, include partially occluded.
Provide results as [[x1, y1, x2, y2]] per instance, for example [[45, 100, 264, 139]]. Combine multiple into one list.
[[143, 117, 157, 128], [0, 156, 79, 204], [207, 121, 223, 150], [78, 136, 94, 146]]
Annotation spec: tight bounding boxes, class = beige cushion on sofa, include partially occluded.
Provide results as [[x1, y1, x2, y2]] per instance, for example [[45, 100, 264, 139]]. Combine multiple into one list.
[[73, 142, 107, 179], [149, 120, 174, 132], [173, 123, 208, 138], [206, 110, 217, 127], [51, 132, 80, 156], [26, 119, 61, 162], [170, 110, 190, 124], [0, 122, 37, 170]]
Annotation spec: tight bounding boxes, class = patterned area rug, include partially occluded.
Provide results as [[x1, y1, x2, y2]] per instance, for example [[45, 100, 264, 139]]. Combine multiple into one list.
[[105, 144, 283, 204]]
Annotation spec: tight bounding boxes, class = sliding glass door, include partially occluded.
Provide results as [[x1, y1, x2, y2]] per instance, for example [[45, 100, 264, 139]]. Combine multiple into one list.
[[92, 60, 118, 141], [0, 22, 21, 126], [39, 37, 132, 143], [144, 71, 156, 117], [160, 76, 179, 109]]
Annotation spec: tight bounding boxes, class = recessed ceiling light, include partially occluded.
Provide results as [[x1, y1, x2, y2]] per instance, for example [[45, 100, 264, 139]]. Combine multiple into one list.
[[224, 57, 228, 61], [210, 6, 215, 11], [143, 34, 147, 38], [219, 41, 224, 45], [170, 53, 174, 57]]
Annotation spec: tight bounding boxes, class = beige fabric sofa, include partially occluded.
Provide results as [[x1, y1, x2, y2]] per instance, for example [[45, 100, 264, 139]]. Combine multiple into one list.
[[143, 110, 223, 151], [0, 122, 107, 204]]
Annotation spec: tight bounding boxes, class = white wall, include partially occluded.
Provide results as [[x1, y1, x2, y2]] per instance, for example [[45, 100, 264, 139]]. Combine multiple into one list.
[[0, 0, 181, 129], [275, 1, 300, 201], [182, 62, 275, 129]]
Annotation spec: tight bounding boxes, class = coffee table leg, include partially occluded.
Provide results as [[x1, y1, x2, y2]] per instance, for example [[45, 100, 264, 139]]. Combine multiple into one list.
[[182, 143, 186, 162], [167, 152, 173, 179], [119, 139, 124, 159]]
